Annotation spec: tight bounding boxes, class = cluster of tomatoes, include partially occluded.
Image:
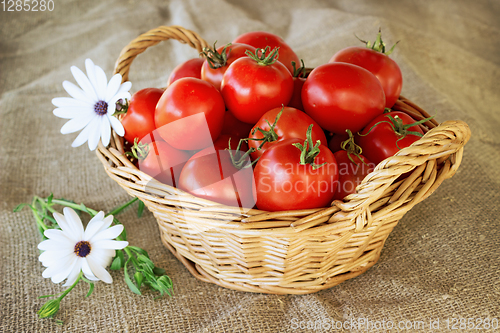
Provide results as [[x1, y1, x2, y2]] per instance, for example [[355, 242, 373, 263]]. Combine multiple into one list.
[[120, 30, 429, 212]]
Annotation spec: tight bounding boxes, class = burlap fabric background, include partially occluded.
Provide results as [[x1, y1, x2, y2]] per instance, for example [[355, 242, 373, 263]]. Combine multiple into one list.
[[1, 0, 499, 332]]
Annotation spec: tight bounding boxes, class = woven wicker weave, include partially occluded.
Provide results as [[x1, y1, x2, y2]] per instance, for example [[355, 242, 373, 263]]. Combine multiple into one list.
[[96, 26, 471, 294]]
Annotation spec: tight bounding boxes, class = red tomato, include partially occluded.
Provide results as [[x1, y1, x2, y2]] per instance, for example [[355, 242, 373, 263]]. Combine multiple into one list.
[[136, 140, 191, 187], [357, 111, 425, 165], [330, 47, 402, 108], [253, 137, 339, 211], [121, 88, 164, 143], [155, 78, 225, 151], [248, 106, 327, 160], [233, 31, 300, 74], [288, 76, 306, 111], [220, 111, 254, 141], [221, 48, 294, 124], [167, 58, 204, 86], [178, 146, 256, 208], [213, 133, 248, 152], [329, 31, 402, 108], [302, 62, 386, 134], [333, 150, 375, 201], [287, 60, 307, 110], [201, 43, 256, 91], [328, 132, 350, 154]]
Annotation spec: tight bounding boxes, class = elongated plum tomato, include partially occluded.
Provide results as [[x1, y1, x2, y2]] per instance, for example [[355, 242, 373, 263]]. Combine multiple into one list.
[[167, 58, 204, 86], [155, 77, 225, 151], [121, 88, 164, 143], [221, 48, 294, 124], [248, 106, 327, 160], [302, 62, 386, 134], [136, 140, 191, 187], [232, 31, 300, 74], [178, 146, 256, 208], [253, 138, 339, 211], [201, 43, 256, 91]]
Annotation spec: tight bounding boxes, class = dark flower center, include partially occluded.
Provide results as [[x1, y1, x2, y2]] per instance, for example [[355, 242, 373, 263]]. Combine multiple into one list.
[[74, 241, 91, 257], [94, 100, 108, 116]]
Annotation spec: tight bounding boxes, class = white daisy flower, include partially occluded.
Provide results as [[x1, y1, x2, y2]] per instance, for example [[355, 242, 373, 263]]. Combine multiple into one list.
[[52, 59, 132, 151], [38, 207, 129, 286]]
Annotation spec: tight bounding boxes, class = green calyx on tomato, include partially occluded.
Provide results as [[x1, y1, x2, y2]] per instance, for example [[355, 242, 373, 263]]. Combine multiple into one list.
[[291, 59, 306, 78], [359, 114, 433, 149], [340, 129, 369, 166], [201, 41, 231, 69], [248, 106, 284, 149], [127, 138, 149, 161], [356, 28, 399, 56], [292, 124, 326, 170], [245, 46, 280, 66], [113, 98, 129, 115], [227, 137, 257, 169]]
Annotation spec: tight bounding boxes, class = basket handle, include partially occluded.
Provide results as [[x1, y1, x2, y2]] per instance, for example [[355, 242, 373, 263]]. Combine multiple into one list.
[[331, 119, 471, 227], [113, 25, 209, 82]]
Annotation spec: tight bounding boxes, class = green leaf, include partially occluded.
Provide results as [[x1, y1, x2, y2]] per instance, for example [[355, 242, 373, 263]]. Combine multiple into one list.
[[13, 203, 28, 212], [124, 259, 141, 295], [134, 272, 144, 288], [128, 246, 149, 258], [153, 267, 166, 276], [110, 255, 123, 271], [137, 200, 145, 218], [38, 294, 56, 299], [85, 283, 95, 298], [47, 193, 54, 205], [137, 254, 154, 268]]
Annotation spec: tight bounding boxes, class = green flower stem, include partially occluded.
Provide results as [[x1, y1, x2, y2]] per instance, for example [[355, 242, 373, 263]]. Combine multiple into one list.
[[38, 271, 83, 319], [20, 194, 174, 301]]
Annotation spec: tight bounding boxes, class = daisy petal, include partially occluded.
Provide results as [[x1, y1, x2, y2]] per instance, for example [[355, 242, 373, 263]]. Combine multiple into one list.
[[105, 74, 122, 102], [42, 253, 74, 279], [63, 81, 94, 104], [71, 116, 98, 148], [81, 258, 99, 281], [51, 213, 79, 242], [63, 207, 85, 239], [71, 65, 98, 101], [90, 225, 124, 242], [51, 256, 77, 284], [92, 239, 129, 250], [60, 112, 95, 134], [83, 211, 105, 237], [53, 106, 92, 119], [87, 256, 113, 283], [97, 215, 114, 233], [94, 65, 108, 100], [41, 229, 75, 247], [108, 82, 132, 111], [63, 258, 83, 286], [89, 248, 116, 263], [87, 116, 103, 151], [52, 97, 92, 108], [39, 249, 74, 266], [100, 115, 111, 147], [85, 59, 98, 92], [108, 115, 125, 136]]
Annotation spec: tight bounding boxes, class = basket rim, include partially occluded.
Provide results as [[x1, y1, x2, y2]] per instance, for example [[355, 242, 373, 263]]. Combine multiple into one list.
[[96, 25, 471, 233]]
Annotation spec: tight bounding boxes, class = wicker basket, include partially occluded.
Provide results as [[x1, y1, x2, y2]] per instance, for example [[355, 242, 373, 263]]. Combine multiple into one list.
[[96, 26, 471, 295]]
